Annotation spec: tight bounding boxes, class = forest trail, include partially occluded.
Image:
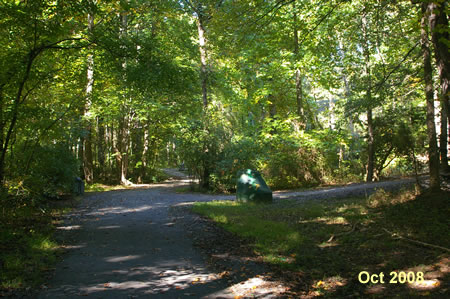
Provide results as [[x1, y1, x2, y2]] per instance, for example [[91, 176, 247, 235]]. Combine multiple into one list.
[[39, 173, 422, 298], [38, 179, 284, 298]]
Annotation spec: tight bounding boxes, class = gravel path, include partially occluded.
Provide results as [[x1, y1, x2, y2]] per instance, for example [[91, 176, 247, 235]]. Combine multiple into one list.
[[38, 180, 240, 298], [162, 168, 423, 201], [38, 170, 424, 298]]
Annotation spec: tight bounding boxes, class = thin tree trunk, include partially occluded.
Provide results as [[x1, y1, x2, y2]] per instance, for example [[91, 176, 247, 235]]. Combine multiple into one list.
[[440, 101, 449, 171], [97, 116, 105, 181], [362, 12, 374, 182], [195, 9, 211, 188], [367, 108, 375, 182], [82, 12, 95, 184], [0, 49, 36, 182], [422, 2, 440, 191], [197, 15, 208, 109], [116, 114, 132, 185], [428, 1, 449, 172], [293, 3, 304, 124], [138, 127, 149, 183], [116, 9, 132, 186]]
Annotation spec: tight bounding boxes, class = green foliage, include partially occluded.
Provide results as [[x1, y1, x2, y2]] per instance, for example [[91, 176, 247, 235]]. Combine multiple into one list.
[[0, 0, 439, 195], [21, 145, 79, 199]]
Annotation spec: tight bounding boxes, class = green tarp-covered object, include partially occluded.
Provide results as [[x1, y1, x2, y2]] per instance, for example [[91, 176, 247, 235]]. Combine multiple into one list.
[[236, 169, 272, 203]]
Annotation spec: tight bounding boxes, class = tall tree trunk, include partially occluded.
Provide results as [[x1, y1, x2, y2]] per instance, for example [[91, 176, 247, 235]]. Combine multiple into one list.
[[362, 12, 374, 182], [82, 12, 95, 184], [115, 10, 132, 186], [196, 9, 211, 189], [293, 2, 304, 124], [428, 1, 449, 172], [440, 100, 449, 171], [197, 15, 209, 109], [422, 3, 441, 191]]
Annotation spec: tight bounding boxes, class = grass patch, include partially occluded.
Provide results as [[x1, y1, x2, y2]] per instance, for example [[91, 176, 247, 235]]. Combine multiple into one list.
[[85, 183, 127, 193], [0, 195, 76, 293], [193, 189, 450, 297]]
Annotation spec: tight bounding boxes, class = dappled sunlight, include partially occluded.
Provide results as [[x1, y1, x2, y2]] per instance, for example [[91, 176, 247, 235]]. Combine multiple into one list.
[[404, 256, 449, 291], [80, 281, 152, 293], [76, 265, 220, 296], [315, 216, 349, 225], [317, 240, 339, 248], [87, 205, 153, 216], [311, 276, 347, 294], [56, 225, 81, 230], [206, 275, 287, 298], [105, 255, 142, 263], [408, 279, 441, 290]]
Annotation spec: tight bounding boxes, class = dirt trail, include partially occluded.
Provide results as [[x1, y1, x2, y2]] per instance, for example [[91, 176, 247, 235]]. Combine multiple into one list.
[[39, 171, 422, 298]]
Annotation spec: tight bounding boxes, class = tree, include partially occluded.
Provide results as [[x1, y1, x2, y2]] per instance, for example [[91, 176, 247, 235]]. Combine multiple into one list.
[[428, 1, 449, 172], [421, 2, 440, 191], [0, 0, 88, 182]]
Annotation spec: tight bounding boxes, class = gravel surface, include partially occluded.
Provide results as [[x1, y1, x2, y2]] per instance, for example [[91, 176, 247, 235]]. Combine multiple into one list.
[[38, 179, 284, 298]]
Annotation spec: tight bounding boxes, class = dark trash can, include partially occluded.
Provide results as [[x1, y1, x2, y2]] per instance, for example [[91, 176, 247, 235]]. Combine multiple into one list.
[[236, 169, 272, 203], [74, 177, 85, 195]]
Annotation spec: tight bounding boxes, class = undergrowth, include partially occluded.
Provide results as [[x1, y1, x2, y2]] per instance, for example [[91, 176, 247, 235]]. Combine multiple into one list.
[[193, 188, 449, 297], [0, 193, 75, 293]]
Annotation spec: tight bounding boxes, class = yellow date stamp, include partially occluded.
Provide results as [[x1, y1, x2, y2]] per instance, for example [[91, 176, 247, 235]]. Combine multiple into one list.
[[358, 271, 424, 284]]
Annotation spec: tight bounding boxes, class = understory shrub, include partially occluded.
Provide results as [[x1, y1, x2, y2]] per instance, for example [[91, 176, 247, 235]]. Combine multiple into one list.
[[21, 144, 79, 199], [178, 117, 368, 192]]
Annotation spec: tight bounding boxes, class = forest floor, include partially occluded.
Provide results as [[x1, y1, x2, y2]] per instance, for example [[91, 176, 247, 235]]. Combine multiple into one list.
[[31, 171, 448, 298]]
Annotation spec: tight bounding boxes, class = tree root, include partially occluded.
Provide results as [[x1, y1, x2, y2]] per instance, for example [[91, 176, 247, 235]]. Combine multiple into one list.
[[327, 223, 358, 243], [382, 228, 450, 253]]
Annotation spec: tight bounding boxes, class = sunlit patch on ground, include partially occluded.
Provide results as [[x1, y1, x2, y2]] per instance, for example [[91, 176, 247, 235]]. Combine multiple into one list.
[[105, 255, 142, 263], [312, 276, 347, 293], [56, 225, 81, 230], [207, 276, 287, 298], [408, 279, 441, 290], [405, 256, 449, 291], [77, 267, 219, 296], [86, 205, 153, 216]]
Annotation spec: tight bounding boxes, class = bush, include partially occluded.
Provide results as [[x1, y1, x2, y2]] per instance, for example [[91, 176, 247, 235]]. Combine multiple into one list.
[[23, 144, 79, 199]]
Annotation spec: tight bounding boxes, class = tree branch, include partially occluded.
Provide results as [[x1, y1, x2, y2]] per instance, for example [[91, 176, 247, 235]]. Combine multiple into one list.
[[373, 40, 420, 95], [382, 228, 450, 252]]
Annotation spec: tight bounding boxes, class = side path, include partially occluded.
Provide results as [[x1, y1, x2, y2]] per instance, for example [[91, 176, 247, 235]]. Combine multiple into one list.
[[39, 180, 283, 298], [164, 168, 425, 201]]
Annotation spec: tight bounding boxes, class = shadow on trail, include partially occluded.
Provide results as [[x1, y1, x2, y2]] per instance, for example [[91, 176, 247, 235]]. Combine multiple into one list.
[[40, 181, 281, 298]]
